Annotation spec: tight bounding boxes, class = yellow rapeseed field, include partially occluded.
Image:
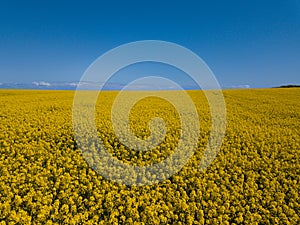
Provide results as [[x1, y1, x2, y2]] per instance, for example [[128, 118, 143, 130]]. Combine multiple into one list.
[[0, 88, 299, 224]]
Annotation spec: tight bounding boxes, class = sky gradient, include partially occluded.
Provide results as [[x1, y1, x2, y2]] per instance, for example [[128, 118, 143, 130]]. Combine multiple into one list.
[[0, 0, 299, 89]]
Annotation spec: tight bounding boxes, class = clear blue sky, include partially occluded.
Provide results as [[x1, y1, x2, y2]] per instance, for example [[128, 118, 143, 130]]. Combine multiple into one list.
[[0, 0, 299, 88]]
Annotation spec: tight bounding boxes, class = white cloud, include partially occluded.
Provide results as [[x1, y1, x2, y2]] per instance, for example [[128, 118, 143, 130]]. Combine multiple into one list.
[[65, 82, 78, 86], [121, 77, 184, 90], [32, 81, 51, 86], [228, 84, 250, 89], [123, 83, 179, 90]]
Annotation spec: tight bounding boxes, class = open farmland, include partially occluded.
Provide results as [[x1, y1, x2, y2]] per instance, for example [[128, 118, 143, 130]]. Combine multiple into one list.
[[0, 88, 299, 224]]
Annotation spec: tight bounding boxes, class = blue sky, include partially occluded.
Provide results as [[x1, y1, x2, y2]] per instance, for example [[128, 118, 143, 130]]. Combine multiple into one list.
[[0, 0, 299, 88]]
